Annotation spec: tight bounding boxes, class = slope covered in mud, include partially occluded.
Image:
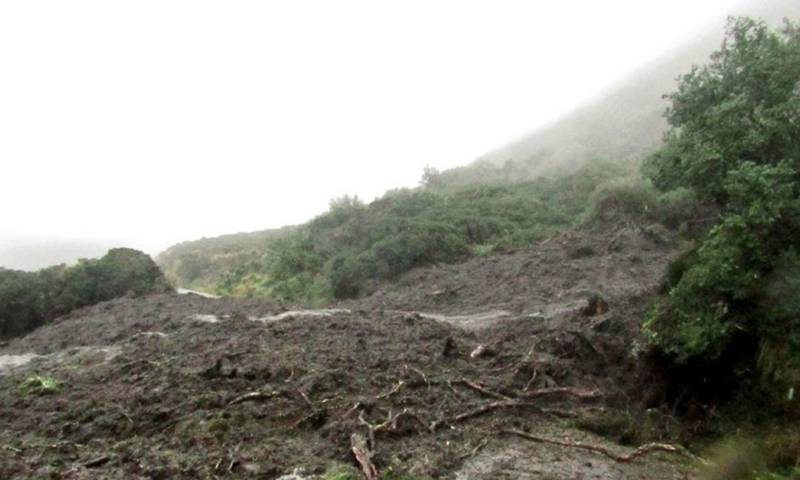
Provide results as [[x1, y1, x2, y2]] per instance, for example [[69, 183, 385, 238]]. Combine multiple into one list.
[[0, 228, 691, 479]]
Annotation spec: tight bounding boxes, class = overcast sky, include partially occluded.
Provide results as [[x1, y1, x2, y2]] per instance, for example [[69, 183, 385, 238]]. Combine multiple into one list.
[[1, 0, 754, 254]]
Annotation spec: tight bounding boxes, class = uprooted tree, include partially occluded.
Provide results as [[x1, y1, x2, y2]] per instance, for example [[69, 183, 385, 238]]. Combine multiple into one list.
[[643, 17, 800, 400]]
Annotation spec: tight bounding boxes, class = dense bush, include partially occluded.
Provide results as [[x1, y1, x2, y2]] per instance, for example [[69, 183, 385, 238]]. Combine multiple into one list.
[[0, 248, 171, 339], [643, 18, 800, 399], [157, 226, 297, 292], [210, 159, 692, 304]]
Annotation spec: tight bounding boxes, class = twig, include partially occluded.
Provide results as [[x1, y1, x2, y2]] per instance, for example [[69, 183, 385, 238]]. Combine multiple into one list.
[[458, 378, 512, 400], [82, 455, 111, 468], [296, 388, 313, 407], [405, 364, 430, 389], [502, 429, 681, 463], [523, 369, 538, 391], [376, 380, 405, 400], [458, 438, 489, 461]]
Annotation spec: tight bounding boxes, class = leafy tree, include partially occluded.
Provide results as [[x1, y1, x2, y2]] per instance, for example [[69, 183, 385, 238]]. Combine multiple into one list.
[[643, 18, 800, 394], [0, 249, 171, 339]]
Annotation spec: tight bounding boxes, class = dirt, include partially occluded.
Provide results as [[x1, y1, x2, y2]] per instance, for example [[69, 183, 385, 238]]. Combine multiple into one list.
[[0, 227, 694, 479]]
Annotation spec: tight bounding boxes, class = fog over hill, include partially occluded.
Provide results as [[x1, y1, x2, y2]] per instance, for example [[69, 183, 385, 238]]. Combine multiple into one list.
[[476, 0, 800, 176], [0, 237, 117, 271]]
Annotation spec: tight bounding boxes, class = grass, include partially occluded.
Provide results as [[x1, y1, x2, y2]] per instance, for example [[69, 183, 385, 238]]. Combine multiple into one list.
[[19, 375, 61, 396]]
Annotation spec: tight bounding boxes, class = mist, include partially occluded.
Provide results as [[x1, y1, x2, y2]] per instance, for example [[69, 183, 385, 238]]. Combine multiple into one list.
[[0, 0, 781, 262]]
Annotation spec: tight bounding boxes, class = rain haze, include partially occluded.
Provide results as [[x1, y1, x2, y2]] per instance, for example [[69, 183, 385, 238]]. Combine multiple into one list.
[[0, 0, 767, 260]]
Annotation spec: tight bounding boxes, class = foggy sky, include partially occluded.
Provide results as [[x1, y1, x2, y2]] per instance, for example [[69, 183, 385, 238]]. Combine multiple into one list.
[[0, 0, 756, 255]]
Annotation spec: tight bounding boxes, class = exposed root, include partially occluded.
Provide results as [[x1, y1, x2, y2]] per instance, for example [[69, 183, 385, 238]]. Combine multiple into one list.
[[502, 428, 681, 463]]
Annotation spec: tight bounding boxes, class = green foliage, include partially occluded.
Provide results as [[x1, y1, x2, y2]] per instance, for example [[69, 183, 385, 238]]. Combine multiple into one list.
[[0, 248, 171, 339], [19, 375, 61, 396], [156, 225, 297, 293], [643, 17, 800, 398], [644, 17, 800, 204], [208, 160, 687, 303]]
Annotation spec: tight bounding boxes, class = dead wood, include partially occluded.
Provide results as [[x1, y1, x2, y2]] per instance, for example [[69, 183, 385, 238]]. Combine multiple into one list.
[[458, 378, 512, 400], [502, 428, 681, 463], [376, 380, 405, 400], [351, 432, 378, 480], [520, 387, 600, 401], [228, 390, 281, 405], [431, 400, 549, 431]]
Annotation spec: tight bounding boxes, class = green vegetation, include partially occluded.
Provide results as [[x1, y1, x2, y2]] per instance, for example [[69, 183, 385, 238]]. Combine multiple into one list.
[[641, 17, 800, 475], [157, 225, 297, 292], [19, 375, 61, 396], [203, 161, 691, 304], [0, 248, 171, 339]]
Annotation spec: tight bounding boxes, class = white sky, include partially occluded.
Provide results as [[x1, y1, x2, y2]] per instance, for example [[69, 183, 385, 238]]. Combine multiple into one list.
[[1, 0, 751, 254]]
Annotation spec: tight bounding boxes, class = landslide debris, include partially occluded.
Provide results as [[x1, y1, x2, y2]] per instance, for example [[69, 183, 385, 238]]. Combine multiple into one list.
[[0, 229, 692, 479]]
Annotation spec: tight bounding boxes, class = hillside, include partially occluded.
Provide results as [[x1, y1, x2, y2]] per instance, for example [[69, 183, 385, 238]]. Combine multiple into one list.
[[158, 161, 697, 303], [156, 0, 800, 297], [157, 226, 298, 293], [472, 0, 800, 179]]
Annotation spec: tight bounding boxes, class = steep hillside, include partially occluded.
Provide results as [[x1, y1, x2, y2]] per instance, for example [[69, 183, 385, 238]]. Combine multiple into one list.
[[473, 0, 800, 178]]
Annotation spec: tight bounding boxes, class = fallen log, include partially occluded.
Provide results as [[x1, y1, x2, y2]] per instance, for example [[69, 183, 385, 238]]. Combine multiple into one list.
[[502, 428, 681, 463]]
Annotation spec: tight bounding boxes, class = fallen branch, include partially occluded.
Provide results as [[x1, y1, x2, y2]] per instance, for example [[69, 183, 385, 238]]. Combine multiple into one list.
[[228, 390, 281, 406], [376, 380, 405, 400], [458, 438, 489, 461], [458, 379, 512, 400], [404, 364, 430, 389], [351, 433, 378, 480], [82, 455, 111, 468], [520, 387, 600, 401], [431, 400, 549, 431], [502, 428, 680, 463], [296, 388, 313, 407]]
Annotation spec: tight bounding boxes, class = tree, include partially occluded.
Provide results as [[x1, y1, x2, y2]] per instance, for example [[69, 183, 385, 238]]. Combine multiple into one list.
[[643, 17, 800, 395]]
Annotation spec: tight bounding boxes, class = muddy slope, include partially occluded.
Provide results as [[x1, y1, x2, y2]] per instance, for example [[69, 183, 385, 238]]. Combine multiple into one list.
[[0, 228, 691, 479]]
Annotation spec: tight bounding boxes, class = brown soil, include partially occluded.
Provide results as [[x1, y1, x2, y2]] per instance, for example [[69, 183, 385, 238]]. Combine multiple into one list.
[[0, 228, 694, 479]]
